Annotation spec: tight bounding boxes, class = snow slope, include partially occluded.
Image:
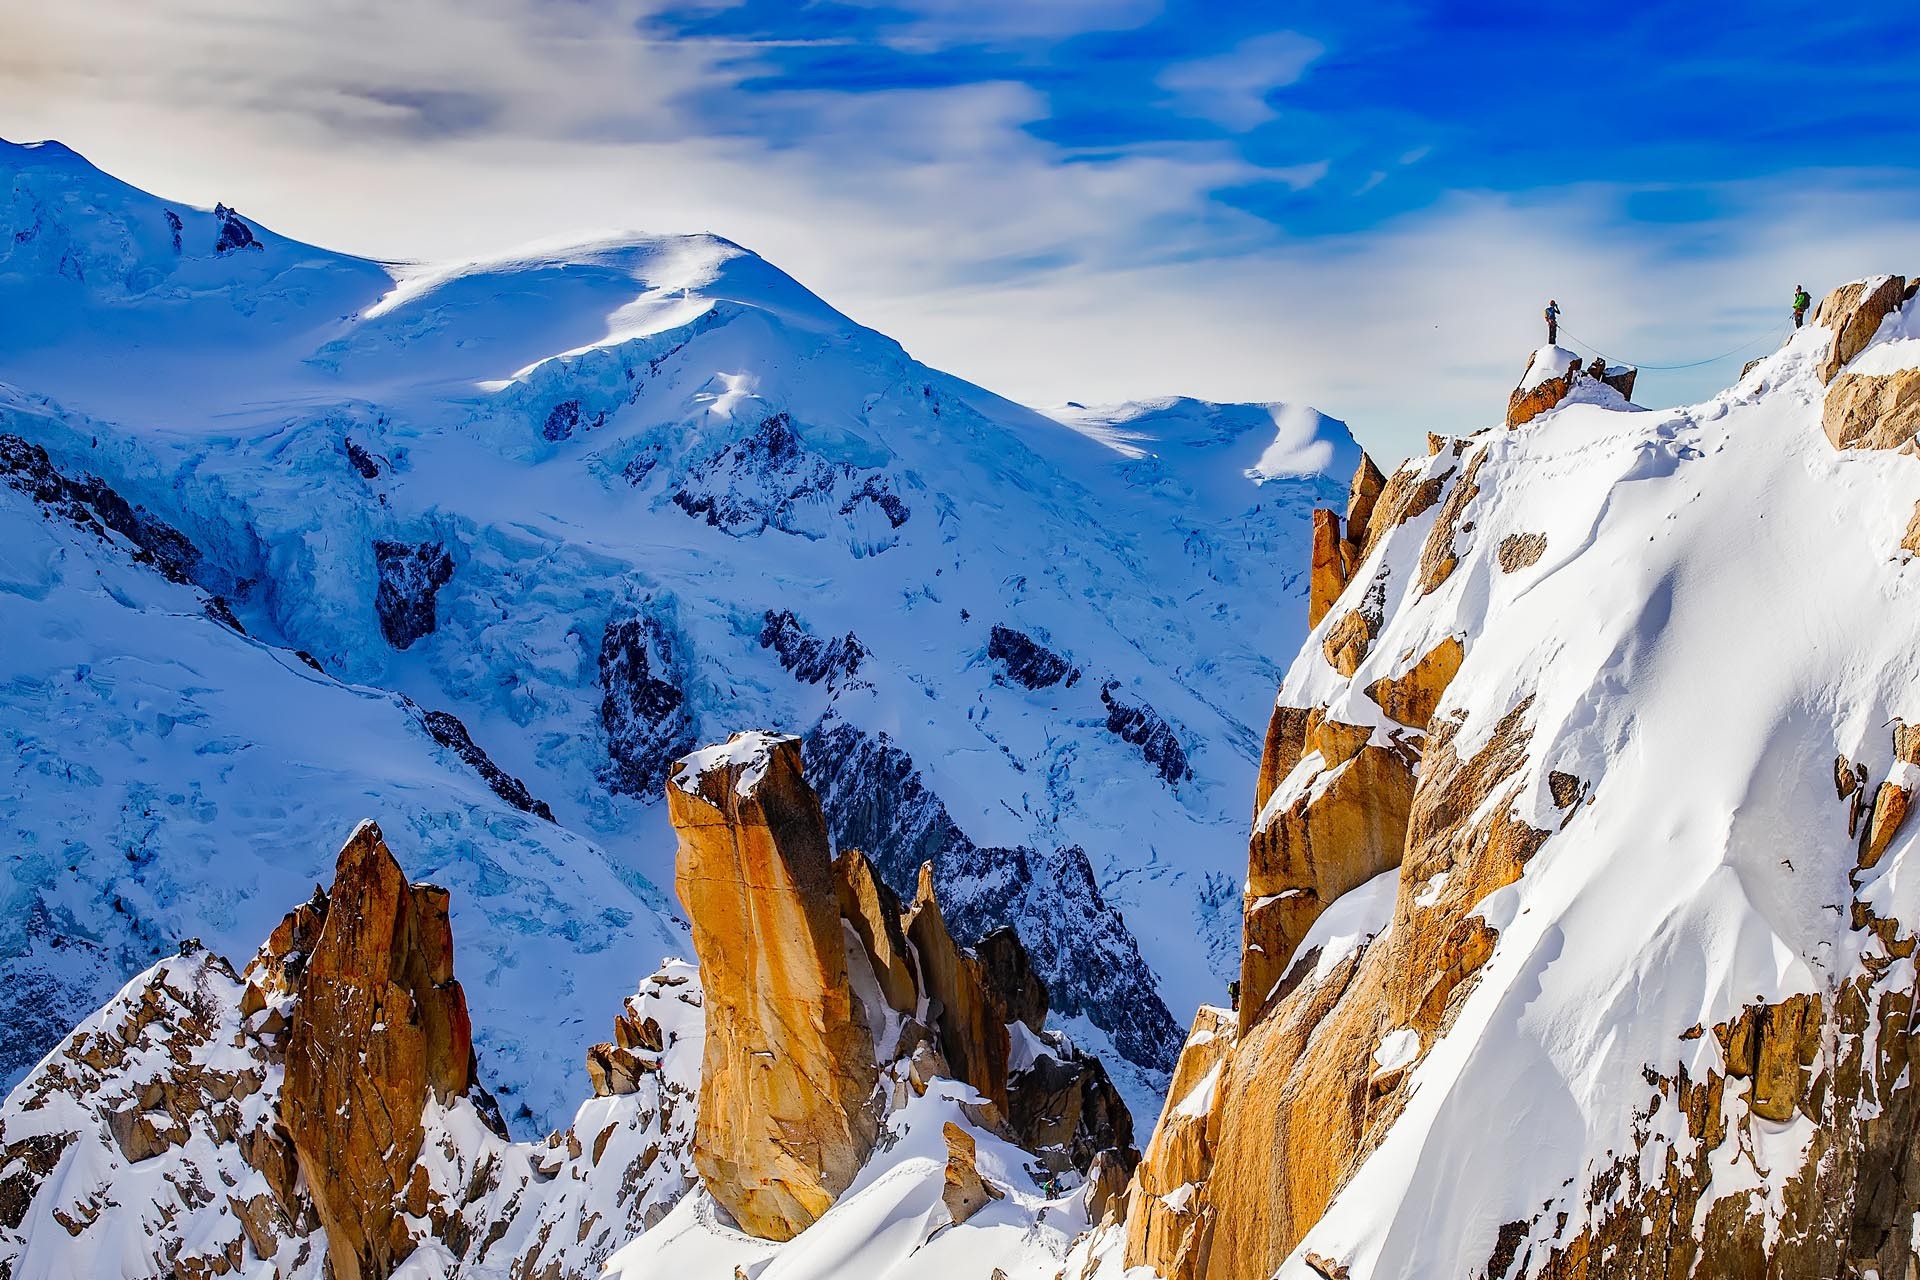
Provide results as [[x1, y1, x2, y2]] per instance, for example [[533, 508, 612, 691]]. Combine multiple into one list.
[[1257, 289, 1920, 1272], [0, 137, 1356, 1124]]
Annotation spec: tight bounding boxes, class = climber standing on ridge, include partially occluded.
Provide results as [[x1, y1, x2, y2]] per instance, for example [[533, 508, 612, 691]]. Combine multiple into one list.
[[1544, 299, 1561, 344], [1793, 284, 1812, 330]]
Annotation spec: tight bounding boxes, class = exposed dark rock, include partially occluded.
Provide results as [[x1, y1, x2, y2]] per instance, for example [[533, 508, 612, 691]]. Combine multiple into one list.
[[1007, 1042, 1136, 1175], [371, 539, 454, 650], [987, 625, 1079, 690], [212, 203, 261, 255], [419, 709, 556, 822], [599, 609, 696, 797], [621, 443, 664, 486], [542, 399, 606, 442], [977, 927, 1048, 1033], [1099, 682, 1192, 784], [672, 412, 910, 548], [341, 438, 382, 480], [2, 433, 206, 587], [164, 209, 183, 254], [839, 475, 910, 529], [802, 716, 1182, 1075], [204, 595, 247, 634], [760, 609, 869, 688], [296, 650, 326, 674]]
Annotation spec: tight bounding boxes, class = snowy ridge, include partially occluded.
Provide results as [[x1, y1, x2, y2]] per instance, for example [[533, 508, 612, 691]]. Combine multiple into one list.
[[0, 136, 1357, 1123], [1264, 286, 1920, 1273]]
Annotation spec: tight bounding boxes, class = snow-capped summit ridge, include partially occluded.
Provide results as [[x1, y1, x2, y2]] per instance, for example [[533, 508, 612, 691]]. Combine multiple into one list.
[[0, 137, 1353, 1128]]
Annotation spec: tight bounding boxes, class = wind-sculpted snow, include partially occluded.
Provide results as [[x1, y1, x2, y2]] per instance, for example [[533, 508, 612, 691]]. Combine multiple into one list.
[[0, 137, 1355, 1122]]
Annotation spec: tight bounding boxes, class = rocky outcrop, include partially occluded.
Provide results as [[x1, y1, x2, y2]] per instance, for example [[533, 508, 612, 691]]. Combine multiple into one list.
[[761, 608, 869, 688], [801, 716, 1183, 1075], [1122, 1004, 1237, 1277], [906, 861, 1013, 1113], [2, 432, 209, 588], [988, 624, 1081, 690], [1823, 367, 1920, 451], [270, 822, 487, 1280], [1506, 349, 1636, 428], [666, 731, 1137, 1236], [671, 410, 911, 554], [1320, 607, 1375, 677], [418, 707, 556, 820], [1858, 722, 1920, 873], [1343, 454, 1386, 573], [665, 732, 880, 1241], [212, 203, 261, 254], [978, 926, 1048, 1033], [1498, 531, 1548, 572], [1507, 350, 1580, 428], [1415, 448, 1485, 595], [1309, 454, 1389, 629], [1100, 682, 1193, 784], [1242, 718, 1418, 1030], [0, 843, 710, 1280], [941, 1122, 1002, 1225], [1309, 508, 1347, 629], [371, 538, 454, 649], [834, 845, 919, 1015], [1364, 636, 1464, 732], [1814, 275, 1907, 384], [599, 605, 696, 796]]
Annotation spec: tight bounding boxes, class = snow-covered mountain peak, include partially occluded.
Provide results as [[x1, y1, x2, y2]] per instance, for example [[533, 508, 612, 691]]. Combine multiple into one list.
[[0, 139, 1354, 1133]]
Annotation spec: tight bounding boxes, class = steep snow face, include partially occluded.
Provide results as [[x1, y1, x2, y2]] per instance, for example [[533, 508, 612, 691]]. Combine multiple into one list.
[[0, 402, 684, 1132], [0, 138, 1356, 1122], [1261, 295, 1920, 1274]]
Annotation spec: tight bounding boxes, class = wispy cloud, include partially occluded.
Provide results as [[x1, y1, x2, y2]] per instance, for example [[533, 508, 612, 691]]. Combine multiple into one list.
[[1156, 30, 1324, 130], [2, 0, 1917, 463]]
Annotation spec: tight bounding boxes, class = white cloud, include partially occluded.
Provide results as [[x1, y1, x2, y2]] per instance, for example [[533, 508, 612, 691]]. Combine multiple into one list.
[[3, 2, 1918, 467], [1156, 30, 1325, 131]]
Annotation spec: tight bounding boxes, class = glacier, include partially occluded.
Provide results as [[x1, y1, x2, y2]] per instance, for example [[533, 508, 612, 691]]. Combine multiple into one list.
[[0, 136, 1356, 1129]]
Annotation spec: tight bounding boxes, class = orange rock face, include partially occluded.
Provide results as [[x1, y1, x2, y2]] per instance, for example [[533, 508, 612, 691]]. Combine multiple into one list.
[[1242, 720, 1417, 1031], [906, 861, 1012, 1114], [1343, 453, 1387, 574], [1309, 508, 1348, 629], [834, 845, 918, 1017], [1364, 636, 1464, 732], [1416, 449, 1485, 595], [1122, 1005, 1238, 1277], [1823, 368, 1920, 451], [1507, 355, 1580, 428], [1813, 275, 1908, 383], [666, 732, 880, 1241], [276, 821, 480, 1280]]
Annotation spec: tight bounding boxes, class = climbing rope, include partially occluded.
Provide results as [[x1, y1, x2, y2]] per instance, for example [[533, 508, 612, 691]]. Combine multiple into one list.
[[1555, 322, 1792, 373]]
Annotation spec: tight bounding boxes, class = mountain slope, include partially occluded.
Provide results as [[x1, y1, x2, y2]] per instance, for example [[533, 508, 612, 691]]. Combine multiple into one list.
[[0, 137, 1357, 1123], [1110, 275, 1920, 1278]]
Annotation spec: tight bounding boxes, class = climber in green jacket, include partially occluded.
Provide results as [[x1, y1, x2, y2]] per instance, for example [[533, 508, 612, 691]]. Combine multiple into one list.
[[1792, 285, 1812, 330]]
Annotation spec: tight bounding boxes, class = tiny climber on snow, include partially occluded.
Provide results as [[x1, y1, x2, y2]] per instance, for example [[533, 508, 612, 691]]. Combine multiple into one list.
[[1544, 299, 1561, 345], [1792, 285, 1812, 330]]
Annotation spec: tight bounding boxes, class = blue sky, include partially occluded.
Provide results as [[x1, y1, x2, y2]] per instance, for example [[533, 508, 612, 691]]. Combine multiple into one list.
[[4, 0, 1918, 457], [656, 1, 1919, 232]]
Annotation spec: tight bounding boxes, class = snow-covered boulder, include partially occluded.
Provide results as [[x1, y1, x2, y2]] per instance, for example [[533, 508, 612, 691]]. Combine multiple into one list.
[[1505, 346, 1636, 428]]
